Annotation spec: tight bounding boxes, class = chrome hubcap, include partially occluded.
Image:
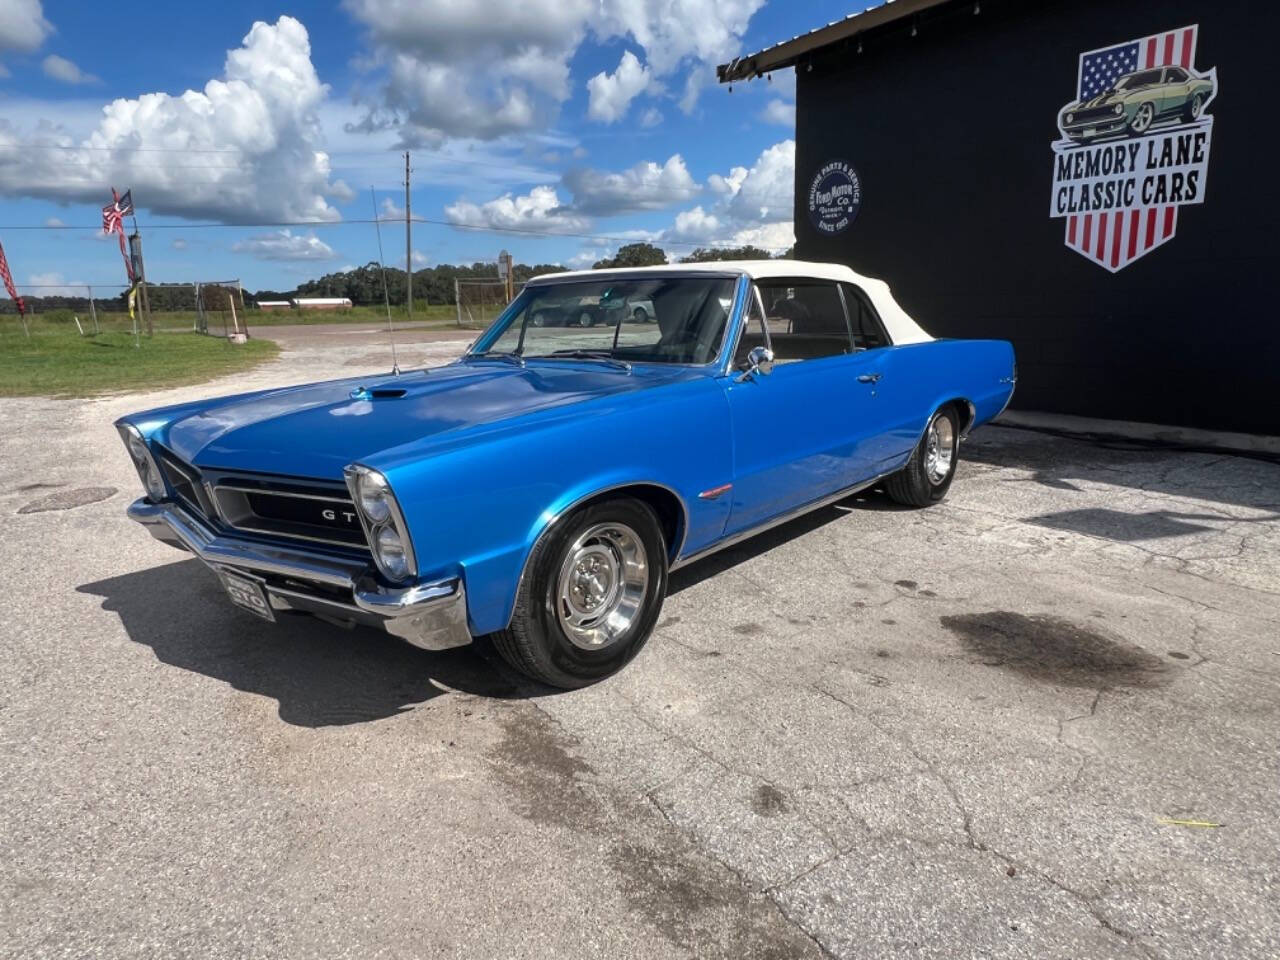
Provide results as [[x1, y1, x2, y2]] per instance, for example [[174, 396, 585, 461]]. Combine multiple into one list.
[[924, 414, 955, 486], [1133, 103, 1153, 132], [1191, 95, 1202, 118], [556, 522, 649, 650]]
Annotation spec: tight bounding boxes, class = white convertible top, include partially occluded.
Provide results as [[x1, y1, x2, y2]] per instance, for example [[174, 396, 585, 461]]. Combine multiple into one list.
[[533, 260, 933, 345]]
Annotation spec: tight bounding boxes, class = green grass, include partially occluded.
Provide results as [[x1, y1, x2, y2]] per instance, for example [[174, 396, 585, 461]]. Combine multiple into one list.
[[149, 303, 464, 330], [0, 325, 280, 397]]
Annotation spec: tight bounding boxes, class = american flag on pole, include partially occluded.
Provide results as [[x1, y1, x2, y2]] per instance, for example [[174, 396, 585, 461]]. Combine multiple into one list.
[[103, 187, 135, 282], [1050, 25, 1216, 272], [0, 241, 25, 318]]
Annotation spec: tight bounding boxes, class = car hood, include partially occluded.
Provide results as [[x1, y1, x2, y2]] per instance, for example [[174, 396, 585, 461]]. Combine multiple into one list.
[[159, 361, 696, 478]]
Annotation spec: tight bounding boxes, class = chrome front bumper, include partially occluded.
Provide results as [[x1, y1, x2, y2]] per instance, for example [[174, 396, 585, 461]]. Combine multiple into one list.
[[126, 499, 472, 652]]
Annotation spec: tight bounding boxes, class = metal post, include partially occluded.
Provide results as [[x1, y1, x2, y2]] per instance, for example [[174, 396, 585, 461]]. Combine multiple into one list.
[[87, 285, 99, 333], [455, 278, 462, 327], [405, 151, 413, 319]]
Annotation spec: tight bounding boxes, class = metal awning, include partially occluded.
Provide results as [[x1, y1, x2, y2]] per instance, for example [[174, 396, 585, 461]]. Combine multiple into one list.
[[716, 0, 953, 83]]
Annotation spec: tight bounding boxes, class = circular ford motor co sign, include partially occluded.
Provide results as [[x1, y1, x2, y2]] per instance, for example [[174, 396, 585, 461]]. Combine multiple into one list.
[[808, 160, 862, 234]]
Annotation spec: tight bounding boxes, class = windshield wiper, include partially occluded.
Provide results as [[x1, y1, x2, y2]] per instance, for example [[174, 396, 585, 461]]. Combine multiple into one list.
[[538, 349, 632, 372], [463, 351, 525, 367]]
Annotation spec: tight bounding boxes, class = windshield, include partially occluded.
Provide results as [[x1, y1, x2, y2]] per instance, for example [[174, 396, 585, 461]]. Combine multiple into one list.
[[472, 276, 738, 365], [1114, 69, 1162, 91]]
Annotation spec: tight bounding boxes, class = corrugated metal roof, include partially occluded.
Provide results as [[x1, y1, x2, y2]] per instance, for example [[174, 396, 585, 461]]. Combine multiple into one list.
[[716, 0, 953, 83]]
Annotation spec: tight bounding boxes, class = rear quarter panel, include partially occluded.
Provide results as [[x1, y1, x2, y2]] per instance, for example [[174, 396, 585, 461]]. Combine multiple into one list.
[[367, 375, 734, 635], [876, 339, 1016, 466]]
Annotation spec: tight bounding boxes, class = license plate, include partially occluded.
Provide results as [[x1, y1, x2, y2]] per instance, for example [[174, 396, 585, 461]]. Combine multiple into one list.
[[1083, 127, 1097, 137], [216, 568, 275, 622]]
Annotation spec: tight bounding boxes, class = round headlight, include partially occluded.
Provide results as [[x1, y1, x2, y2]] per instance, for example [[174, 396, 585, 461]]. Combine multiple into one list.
[[1065, 112, 1074, 124], [143, 462, 166, 500], [376, 526, 409, 580], [127, 431, 149, 464], [1114, 103, 1124, 115], [358, 471, 392, 523]]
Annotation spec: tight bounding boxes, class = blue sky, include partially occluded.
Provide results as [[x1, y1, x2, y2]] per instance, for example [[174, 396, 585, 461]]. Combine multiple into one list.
[[0, 0, 863, 296]]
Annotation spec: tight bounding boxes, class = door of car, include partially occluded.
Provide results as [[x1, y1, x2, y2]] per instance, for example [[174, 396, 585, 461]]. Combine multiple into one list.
[[1161, 67, 1189, 118], [718, 278, 891, 535]]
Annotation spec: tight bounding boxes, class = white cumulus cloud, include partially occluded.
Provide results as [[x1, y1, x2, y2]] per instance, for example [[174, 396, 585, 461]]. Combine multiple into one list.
[[41, 54, 99, 85], [0, 0, 52, 54], [233, 229, 337, 261], [563, 154, 698, 215], [345, 0, 764, 142], [586, 50, 651, 124], [0, 17, 347, 224], [444, 185, 588, 234], [760, 98, 794, 127], [664, 139, 794, 253]]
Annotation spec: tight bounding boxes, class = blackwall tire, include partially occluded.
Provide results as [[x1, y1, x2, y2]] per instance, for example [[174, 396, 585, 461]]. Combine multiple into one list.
[[491, 497, 667, 689], [885, 406, 960, 507]]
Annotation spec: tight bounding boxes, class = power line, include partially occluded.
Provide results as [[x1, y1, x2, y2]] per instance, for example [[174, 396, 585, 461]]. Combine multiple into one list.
[[0, 216, 793, 249]]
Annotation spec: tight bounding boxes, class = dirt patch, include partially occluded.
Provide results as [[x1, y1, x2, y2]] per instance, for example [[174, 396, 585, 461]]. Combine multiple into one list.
[[751, 784, 788, 817], [941, 611, 1171, 688], [18, 486, 116, 513], [489, 707, 821, 958], [732, 622, 765, 636]]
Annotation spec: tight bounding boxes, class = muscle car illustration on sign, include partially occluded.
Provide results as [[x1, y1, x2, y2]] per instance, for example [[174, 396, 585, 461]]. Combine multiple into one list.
[[1058, 64, 1215, 144], [117, 262, 1016, 688]]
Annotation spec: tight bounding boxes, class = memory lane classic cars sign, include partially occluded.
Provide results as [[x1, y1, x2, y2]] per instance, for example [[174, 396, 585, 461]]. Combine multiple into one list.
[[1050, 24, 1217, 272]]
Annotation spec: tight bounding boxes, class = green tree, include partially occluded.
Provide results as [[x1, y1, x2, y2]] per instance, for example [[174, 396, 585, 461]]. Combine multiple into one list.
[[678, 245, 777, 263], [592, 242, 667, 269]]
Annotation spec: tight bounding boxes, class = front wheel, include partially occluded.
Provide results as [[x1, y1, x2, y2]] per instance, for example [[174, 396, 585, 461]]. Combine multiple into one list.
[[491, 497, 667, 688], [1128, 102, 1154, 135], [577, 311, 594, 327], [885, 406, 960, 507]]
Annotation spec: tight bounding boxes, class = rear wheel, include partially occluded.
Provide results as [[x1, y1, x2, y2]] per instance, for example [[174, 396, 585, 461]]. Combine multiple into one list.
[[577, 311, 594, 327], [885, 406, 960, 507], [491, 497, 667, 688], [1182, 93, 1204, 123], [633, 306, 648, 323]]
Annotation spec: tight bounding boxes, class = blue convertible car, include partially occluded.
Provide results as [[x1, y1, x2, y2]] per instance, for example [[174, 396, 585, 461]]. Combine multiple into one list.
[[118, 261, 1015, 687]]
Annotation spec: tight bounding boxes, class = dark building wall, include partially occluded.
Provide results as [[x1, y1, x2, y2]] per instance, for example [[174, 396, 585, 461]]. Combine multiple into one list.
[[794, 0, 1277, 435]]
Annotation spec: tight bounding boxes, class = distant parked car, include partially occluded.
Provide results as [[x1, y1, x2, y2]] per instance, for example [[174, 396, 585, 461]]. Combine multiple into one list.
[[117, 261, 1015, 689], [1059, 65, 1214, 143]]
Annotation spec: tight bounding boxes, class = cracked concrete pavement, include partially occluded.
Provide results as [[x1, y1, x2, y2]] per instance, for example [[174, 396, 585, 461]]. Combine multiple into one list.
[[2, 326, 1277, 958]]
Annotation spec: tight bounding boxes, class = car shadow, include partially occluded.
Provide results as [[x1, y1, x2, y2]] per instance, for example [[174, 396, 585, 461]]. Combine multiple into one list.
[[965, 426, 1280, 512], [669, 486, 903, 595], [78, 558, 528, 728]]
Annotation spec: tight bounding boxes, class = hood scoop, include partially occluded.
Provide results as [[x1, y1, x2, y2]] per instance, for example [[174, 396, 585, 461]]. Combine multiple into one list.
[[349, 384, 409, 400]]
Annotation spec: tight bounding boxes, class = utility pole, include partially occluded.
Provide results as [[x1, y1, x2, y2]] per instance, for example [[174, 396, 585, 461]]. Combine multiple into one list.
[[404, 151, 412, 319]]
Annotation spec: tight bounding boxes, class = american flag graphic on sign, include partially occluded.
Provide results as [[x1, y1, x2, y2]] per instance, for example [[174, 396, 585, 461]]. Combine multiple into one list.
[[1049, 25, 1217, 272]]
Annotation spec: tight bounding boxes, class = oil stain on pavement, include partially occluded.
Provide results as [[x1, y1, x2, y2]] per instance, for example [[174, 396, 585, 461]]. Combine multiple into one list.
[[940, 611, 1171, 688]]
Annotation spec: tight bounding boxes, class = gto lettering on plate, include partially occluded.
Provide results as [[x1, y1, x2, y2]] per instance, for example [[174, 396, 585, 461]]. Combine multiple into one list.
[[1049, 24, 1217, 272]]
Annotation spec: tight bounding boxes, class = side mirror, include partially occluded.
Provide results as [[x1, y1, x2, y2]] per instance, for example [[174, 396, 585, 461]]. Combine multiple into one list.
[[736, 345, 775, 382]]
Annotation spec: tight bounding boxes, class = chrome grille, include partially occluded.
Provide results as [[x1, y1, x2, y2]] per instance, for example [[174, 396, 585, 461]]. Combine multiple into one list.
[[213, 483, 368, 550]]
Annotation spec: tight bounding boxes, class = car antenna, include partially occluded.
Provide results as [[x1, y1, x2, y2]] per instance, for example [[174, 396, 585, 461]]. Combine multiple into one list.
[[370, 185, 401, 376]]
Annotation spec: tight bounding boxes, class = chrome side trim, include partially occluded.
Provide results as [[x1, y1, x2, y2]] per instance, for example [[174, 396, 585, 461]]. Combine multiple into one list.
[[669, 470, 895, 572]]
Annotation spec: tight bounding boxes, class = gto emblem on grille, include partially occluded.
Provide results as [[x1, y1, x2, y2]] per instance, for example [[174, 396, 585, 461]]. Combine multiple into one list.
[[322, 508, 358, 524]]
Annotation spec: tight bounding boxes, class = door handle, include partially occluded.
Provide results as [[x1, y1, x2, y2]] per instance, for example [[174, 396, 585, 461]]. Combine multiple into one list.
[[857, 372, 882, 384]]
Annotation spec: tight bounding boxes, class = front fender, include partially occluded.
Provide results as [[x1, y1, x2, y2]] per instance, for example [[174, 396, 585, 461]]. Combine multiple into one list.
[[372, 375, 732, 635]]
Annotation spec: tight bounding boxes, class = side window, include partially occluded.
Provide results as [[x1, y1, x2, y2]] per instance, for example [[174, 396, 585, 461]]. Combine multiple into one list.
[[733, 286, 769, 368], [1165, 66, 1187, 83], [756, 280, 852, 362], [840, 282, 891, 350]]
